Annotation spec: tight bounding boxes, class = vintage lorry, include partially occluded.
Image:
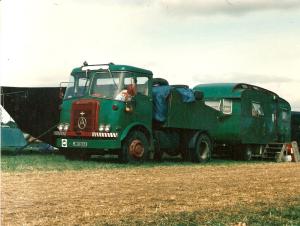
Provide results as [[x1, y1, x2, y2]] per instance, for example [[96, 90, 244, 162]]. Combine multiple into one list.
[[54, 63, 220, 163], [193, 83, 291, 160]]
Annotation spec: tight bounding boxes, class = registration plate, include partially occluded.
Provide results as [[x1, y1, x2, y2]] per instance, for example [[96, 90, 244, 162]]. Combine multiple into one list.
[[72, 141, 88, 147]]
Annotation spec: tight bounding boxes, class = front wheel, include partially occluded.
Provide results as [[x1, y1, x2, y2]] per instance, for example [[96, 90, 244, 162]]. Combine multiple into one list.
[[190, 133, 212, 163], [119, 130, 149, 163]]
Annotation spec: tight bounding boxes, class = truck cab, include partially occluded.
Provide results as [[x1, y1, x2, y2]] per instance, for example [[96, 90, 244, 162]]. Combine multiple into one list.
[[54, 63, 153, 162]]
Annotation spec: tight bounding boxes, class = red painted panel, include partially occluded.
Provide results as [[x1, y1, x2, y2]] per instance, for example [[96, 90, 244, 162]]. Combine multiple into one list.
[[70, 99, 99, 132]]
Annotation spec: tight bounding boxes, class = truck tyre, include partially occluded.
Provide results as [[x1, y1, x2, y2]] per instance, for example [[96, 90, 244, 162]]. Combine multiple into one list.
[[190, 133, 212, 163], [119, 130, 149, 163]]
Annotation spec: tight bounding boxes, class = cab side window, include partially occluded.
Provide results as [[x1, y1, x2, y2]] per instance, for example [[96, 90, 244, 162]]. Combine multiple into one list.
[[125, 77, 149, 96]]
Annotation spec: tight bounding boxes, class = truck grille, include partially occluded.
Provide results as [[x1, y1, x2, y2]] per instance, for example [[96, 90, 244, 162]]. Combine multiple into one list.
[[70, 99, 99, 132]]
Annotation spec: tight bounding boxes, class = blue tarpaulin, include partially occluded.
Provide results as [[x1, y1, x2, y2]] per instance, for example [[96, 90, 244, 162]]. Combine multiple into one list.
[[152, 86, 195, 122], [152, 86, 172, 122], [176, 87, 196, 103], [1, 127, 27, 150]]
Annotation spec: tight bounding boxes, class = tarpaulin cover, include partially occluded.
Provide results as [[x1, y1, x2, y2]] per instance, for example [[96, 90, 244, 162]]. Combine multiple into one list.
[[1, 127, 27, 149], [176, 87, 196, 103], [152, 86, 195, 122]]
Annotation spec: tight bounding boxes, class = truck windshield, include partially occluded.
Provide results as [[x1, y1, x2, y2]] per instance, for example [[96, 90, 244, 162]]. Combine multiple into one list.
[[64, 71, 149, 100], [91, 72, 150, 100], [64, 75, 90, 99], [90, 71, 125, 99]]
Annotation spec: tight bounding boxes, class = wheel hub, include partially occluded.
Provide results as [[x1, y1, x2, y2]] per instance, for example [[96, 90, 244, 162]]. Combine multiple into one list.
[[129, 139, 144, 158]]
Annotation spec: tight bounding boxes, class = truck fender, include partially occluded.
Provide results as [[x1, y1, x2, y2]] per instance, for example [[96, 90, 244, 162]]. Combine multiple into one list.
[[120, 122, 152, 143]]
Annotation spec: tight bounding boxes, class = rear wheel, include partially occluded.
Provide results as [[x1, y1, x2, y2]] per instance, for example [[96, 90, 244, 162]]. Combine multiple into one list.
[[119, 130, 149, 163], [190, 133, 212, 163]]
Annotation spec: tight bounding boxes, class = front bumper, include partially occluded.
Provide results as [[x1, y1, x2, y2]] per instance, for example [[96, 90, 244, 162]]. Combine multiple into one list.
[[54, 131, 121, 149]]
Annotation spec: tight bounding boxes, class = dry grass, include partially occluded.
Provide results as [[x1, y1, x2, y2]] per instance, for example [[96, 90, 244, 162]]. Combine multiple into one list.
[[1, 162, 300, 225]]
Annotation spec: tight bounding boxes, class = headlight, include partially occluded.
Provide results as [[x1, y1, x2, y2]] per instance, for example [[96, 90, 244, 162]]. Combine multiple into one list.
[[57, 124, 64, 131], [104, 125, 111, 132], [99, 124, 105, 132], [58, 123, 69, 132], [63, 124, 70, 131]]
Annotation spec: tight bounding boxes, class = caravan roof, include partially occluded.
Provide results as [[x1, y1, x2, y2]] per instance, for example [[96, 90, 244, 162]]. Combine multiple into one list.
[[193, 83, 278, 99]]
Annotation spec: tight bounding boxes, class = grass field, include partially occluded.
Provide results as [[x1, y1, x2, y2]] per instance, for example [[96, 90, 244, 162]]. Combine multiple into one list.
[[1, 154, 261, 172], [1, 154, 300, 225]]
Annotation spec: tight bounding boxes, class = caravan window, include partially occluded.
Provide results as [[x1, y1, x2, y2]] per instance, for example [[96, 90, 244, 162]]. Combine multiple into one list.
[[222, 99, 232, 115], [205, 99, 232, 114], [205, 100, 221, 111], [252, 102, 264, 117]]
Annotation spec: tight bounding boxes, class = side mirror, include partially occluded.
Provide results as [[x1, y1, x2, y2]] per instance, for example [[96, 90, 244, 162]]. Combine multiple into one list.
[[59, 82, 70, 100], [194, 91, 204, 101], [59, 87, 65, 100]]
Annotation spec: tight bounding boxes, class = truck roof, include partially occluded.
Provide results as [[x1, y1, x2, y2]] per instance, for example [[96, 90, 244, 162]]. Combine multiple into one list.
[[71, 63, 153, 77], [193, 83, 279, 99]]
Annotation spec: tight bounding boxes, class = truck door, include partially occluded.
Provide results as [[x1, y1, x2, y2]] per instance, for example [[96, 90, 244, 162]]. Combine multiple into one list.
[[125, 76, 152, 129]]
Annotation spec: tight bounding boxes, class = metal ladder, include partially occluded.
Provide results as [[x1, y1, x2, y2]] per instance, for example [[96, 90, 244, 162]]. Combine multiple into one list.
[[262, 141, 300, 162], [262, 143, 286, 162]]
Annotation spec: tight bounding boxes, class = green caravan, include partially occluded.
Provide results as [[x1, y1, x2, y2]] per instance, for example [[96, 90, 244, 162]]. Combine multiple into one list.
[[193, 83, 291, 160], [54, 63, 219, 163]]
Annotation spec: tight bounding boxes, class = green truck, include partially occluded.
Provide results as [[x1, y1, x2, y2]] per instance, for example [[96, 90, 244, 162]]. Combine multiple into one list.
[[54, 63, 220, 162], [193, 83, 291, 160]]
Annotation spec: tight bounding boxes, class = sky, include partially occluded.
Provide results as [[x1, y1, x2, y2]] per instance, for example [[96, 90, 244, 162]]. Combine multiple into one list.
[[0, 0, 300, 110]]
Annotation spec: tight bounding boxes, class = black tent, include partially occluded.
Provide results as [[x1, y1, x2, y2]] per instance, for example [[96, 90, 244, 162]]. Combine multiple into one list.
[[1, 86, 65, 145]]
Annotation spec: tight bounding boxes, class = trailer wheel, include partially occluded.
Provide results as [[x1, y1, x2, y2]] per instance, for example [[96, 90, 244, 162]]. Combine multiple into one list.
[[119, 130, 149, 163], [191, 133, 212, 163]]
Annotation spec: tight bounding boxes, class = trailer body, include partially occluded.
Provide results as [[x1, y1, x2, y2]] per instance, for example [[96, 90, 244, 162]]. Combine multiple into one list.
[[193, 83, 291, 159]]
